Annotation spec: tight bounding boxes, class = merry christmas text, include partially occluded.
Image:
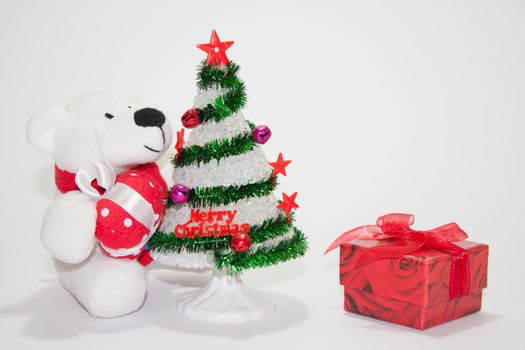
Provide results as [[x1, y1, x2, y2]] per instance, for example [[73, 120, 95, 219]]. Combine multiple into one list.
[[174, 208, 250, 238]]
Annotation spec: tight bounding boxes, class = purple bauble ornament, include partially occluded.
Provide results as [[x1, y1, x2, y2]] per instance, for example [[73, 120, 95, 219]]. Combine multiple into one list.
[[252, 125, 272, 144], [170, 184, 190, 204]]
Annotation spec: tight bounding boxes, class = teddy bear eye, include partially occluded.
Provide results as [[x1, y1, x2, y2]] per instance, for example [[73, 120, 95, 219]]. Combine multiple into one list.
[[128, 106, 131, 109], [104, 113, 114, 119]]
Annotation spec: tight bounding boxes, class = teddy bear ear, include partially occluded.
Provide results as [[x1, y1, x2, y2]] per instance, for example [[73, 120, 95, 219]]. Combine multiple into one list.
[[116, 87, 141, 105], [26, 106, 69, 154]]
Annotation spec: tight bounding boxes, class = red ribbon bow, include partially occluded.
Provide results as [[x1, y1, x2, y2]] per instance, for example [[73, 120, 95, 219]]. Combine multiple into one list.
[[325, 213, 470, 300]]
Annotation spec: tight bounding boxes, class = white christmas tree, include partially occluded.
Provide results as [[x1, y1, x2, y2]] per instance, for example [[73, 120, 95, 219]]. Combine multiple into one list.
[[148, 30, 307, 322]]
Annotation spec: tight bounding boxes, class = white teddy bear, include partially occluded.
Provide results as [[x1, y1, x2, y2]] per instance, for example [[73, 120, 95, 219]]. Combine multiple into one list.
[[26, 88, 173, 318]]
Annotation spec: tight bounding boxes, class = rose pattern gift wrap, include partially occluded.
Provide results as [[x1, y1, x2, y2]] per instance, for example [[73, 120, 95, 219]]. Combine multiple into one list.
[[326, 214, 489, 330]]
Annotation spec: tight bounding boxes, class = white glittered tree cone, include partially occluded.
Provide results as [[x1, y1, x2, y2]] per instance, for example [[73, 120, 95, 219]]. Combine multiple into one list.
[[148, 30, 308, 322]]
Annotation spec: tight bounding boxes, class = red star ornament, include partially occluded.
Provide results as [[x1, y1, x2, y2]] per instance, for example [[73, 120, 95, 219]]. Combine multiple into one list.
[[269, 153, 292, 176], [196, 30, 234, 66], [276, 192, 299, 215], [174, 128, 185, 160]]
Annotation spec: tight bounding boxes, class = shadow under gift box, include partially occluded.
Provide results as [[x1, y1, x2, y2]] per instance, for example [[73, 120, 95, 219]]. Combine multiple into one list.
[[340, 240, 489, 330]]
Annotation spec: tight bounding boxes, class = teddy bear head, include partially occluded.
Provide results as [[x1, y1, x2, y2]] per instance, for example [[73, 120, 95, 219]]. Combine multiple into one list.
[[26, 88, 172, 174]]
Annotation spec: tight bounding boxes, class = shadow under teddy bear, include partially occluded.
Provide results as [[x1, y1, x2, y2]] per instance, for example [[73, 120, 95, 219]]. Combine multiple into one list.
[[0, 269, 310, 340]]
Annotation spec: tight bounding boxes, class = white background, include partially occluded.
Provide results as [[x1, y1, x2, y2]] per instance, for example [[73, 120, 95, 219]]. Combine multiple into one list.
[[1, 0, 524, 349]]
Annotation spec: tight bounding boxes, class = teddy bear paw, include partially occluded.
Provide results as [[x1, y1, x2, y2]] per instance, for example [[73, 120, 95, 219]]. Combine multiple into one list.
[[41, 191, 97, 264], [76, 256, 147, 318]]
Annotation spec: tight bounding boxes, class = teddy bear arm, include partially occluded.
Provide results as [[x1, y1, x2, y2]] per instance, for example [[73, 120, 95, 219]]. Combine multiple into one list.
[[41, 191, 97, 264]]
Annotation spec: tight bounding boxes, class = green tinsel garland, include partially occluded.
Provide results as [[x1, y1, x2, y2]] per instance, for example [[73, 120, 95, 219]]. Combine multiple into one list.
[[249, 213, 294, 243], [215, 228, 308, 275], [173, 132, 256, 168], [193, 60, 247, 125], [148, 234, 229, 254], [166, 176, 277, 209], [197, 61, 242, 90], [148, 214, 294, 254], [194, 83, 246, 125]]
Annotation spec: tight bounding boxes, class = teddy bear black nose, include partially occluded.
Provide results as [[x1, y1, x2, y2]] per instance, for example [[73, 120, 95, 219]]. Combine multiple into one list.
[[134, 108, 166, 128]]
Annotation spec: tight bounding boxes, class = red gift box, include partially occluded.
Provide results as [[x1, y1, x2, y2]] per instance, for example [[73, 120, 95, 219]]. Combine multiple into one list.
[[327, 214, 489, 330]]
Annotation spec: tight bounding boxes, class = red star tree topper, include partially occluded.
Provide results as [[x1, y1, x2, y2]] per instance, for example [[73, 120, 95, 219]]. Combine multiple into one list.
[[277, 192, 299, 216], [197, 30, 234, 66], [269, 153, 292, 176]]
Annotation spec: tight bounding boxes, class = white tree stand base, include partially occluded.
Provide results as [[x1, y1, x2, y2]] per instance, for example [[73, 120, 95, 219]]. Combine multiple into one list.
[[177, 269, 275, 323]]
